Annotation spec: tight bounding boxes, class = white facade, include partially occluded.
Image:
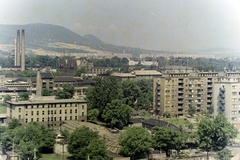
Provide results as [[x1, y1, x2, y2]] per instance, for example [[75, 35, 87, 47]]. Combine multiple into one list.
[[213, 77, 240, 129]]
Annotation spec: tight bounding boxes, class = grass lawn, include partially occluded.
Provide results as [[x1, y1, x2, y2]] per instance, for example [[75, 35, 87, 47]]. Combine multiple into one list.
[[0, 104, 7, 114], [39, 153, 71, 160], [164, 117, 192, 127]]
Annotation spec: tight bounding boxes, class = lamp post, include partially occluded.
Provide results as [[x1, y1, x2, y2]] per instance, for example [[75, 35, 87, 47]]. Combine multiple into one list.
[[33, 147, 37, 160], [57, 134, 65, 160]]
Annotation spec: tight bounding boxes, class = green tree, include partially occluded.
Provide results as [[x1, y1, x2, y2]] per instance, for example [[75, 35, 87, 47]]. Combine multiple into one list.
[[75, 66, 87, 77], [188, 105, 196, 117], [197, 114, 238, 152], [1, 122, 55, 159], [8, 119, 21, 129], [152, 127, 186, 157], [135, 79, 153, 110], [86, 76, 122, 118], [87, 108, 100, 122], [121, 80, 141, 108], [102, 99, 132, 129], [119, 127, 152, 160], [19, 93, 29, 101], [3, 94, 11, 103], [42, 88, 52, 96], [86, 139, 111, 160], [56, 84, 75, 99], [68, 126, 109, 160], [217, 148, 233, 160]]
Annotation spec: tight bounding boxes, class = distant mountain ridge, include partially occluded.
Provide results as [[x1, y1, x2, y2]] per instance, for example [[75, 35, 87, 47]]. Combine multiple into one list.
[[0, 23, 152, 56]]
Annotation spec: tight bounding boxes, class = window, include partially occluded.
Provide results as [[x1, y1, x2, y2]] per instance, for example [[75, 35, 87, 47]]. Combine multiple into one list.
[[42, 111, 44, 115], [54, 117, 56, 121], [18, 115, 21, 120], [75, 116, 77, 120], [60, 117, 62, 121], [18, 108, 21, 113], [232, 111, 237, 115], [37, 111, 39, 115], [82, 105, 84, 110], [70, 116, 72, 120], [25, 118, 28, 123], [37, 118, 39, 122], [26, 111, 28, 116], [65, 110, 67, 114], [75, 109, 77, 113], [60, 110, 62, 114], [48, 110, 50, 115], [31, 111, 34, 116], [42, 118, 44, 122], [31, 118, 33, 122], [70, 109, 72, 114], [82, 112, 84, 116], [54, 110, 56, 114], [65, 116, 67, 121]]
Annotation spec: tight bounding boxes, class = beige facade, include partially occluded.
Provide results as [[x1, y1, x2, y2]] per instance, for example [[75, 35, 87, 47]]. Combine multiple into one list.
[[6, 99, 87, 126], [153, 71, 219, 116]]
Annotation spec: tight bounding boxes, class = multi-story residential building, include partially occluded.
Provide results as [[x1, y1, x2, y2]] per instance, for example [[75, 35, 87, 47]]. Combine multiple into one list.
[[6, 98, 87, 126], [213, 72, 240, 129], [153, 71, 219, 116]]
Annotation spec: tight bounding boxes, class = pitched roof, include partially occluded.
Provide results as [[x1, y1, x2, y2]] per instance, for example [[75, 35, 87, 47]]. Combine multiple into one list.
[[54, 76, 76, 82], [40, 72, 54, 79]]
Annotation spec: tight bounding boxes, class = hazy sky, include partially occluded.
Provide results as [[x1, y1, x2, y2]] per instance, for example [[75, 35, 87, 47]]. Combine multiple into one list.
[[1, 0, 240, 51]]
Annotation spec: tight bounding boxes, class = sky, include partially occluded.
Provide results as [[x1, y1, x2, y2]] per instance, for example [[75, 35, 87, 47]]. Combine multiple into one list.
[[1, 0, 240, 51]]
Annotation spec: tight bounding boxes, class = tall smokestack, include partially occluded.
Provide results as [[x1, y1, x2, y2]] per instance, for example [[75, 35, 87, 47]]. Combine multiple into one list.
[[36, 70, 42, 97], [21, 29, 25, 71], [14, 38, 17, 66], [16, 30, 21, 66]]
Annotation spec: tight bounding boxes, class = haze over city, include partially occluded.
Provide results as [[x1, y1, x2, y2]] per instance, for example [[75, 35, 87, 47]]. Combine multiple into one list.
[[1, 0, 240, 52]]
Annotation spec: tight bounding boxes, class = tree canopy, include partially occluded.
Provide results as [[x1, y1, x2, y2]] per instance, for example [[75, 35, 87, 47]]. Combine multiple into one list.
[[56, 84, 75, 99], [152, 126, 186, 157], [102, 99, 132, 129], [119, 127, 152, 159], [0, 120, 55, 160], [67, 126, 110, 160], [197, 114, 238, 151], [86, 77, 153, 128]]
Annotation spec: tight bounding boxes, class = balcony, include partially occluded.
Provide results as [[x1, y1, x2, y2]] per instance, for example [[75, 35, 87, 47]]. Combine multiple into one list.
[[178, 90, 184, 93], [220, 99, 225, 104]]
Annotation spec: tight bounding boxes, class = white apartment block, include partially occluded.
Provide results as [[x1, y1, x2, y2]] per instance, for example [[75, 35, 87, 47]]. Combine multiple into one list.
[[213, 73, 240, 129]]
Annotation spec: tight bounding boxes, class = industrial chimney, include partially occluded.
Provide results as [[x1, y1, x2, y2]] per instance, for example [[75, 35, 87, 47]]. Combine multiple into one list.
[[16, 30, 21, 66], [21, 29, 25, 71]]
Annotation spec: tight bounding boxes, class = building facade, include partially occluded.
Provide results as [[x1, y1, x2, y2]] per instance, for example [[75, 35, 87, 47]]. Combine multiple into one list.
[[153, 71, 219, 116], [6, 99, 87, 126], [213, 72, 240, 129]]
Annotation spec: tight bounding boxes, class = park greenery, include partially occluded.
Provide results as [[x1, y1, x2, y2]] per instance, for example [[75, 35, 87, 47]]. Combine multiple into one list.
[[152, 126, 187, 157], [0, 119, 55, 160], [67, 126, 110, 160], [197, 114, 238, 151], [86, 76, 153, 129], [117, 114, 238, 159], [119, 126, 152, 159]]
